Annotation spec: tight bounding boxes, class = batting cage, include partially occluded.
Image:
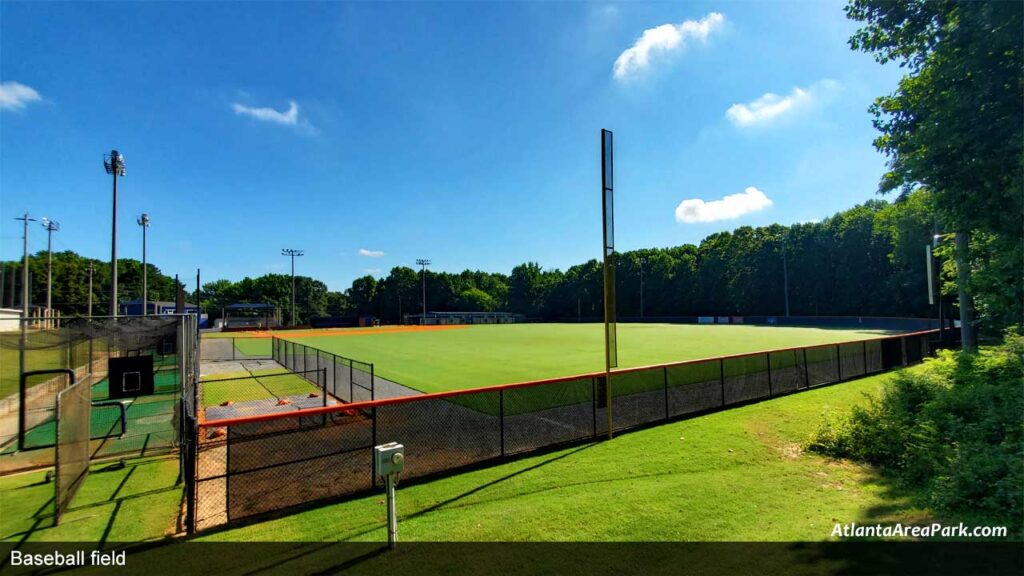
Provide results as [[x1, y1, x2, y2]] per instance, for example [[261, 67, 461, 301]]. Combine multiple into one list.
[[189, 329, 936, 532], [1, 315, 198, 473]]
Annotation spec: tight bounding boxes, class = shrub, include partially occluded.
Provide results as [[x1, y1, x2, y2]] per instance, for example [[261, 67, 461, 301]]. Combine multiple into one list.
[[807, 331, 1023, 523]]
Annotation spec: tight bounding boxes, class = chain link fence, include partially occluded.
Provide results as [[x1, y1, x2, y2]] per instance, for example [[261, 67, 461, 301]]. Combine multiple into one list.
[[191, 330, 935, 532], [273, 337, 374, 403], [55, 374, 90, 524]]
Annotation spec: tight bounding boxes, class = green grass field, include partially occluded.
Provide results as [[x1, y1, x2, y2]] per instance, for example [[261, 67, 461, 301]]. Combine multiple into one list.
[[278, 324, 889, 393], [201, 368, 322, 407]]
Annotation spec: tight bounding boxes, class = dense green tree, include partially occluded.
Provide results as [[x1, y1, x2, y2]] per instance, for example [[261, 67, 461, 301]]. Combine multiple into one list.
[[845, 0, 1024, 347]]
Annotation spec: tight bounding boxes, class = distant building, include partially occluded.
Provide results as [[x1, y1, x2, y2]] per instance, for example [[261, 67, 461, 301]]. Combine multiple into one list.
[[120, 299, 208, 326], [403, 311, 526, 325]]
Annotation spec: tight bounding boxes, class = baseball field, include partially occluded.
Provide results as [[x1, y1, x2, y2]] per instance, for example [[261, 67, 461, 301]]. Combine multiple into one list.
[[217, 323, 890, 394]]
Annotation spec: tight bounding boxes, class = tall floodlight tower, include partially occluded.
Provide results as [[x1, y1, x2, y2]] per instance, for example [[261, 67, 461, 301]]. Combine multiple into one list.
[[600, 129, 617, 440], [281, 249, 304, 326], [104, 150, 126, 316], [137, 214, 150, 314], [416, 259, 431, 325], [40, 218, 60, 317]]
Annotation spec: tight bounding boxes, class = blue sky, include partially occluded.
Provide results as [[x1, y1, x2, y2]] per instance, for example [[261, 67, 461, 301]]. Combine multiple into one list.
[[1, 1, 902, 292]]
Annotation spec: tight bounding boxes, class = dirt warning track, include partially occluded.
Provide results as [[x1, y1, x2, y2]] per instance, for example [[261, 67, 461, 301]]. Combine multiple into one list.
[[225, 325, 471, 339]]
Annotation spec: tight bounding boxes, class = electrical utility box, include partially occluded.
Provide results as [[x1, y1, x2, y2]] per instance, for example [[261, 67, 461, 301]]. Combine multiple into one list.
[[375, 443, 405, 476]]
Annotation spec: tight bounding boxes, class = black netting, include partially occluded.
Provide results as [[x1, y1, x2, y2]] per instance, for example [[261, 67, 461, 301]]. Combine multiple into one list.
[[723, 354, 770, 404], [768, 349, 806, 394], [805, 345, 840, 386], [865, 340, 883, 373], [55, 377, 91, 523], [838, 342, 867, 380], [666, 360, 722, 417], [610, 369, 668, 431], [377, 393, 501, 480], [503, 378, 595, 455]]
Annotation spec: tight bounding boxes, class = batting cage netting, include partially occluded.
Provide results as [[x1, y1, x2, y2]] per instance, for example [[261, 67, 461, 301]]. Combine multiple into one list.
[[191, 330, 935, 532], [1, 314, 198, 474], [55, 375, 90, 524]]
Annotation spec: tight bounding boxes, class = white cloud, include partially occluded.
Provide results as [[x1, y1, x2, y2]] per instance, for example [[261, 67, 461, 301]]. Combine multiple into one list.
[[726, 80, 839, 127], [232, 100, 300, 125], [613, 12, 724, 80], [675, 186, 773, 224], [0, 81, 42, 110], [358, 248, 385, 258]]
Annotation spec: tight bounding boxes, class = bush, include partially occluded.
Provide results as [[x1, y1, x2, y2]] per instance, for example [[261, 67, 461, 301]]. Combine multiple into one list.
[[807, 331, 1023, 522]]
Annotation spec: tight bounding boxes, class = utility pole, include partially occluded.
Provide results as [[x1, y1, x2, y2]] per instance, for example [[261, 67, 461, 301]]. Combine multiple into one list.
[[782, 241, 790, 318], [639, 256, 647, 319], [40, 218, 60, 320], [281, 249, 304, 326], [15, 214, 36, 318], [416, 259, 431, 325], [138, 214, 150, 314], [88, 262, 94, 316], [104, 150, 126, 316]]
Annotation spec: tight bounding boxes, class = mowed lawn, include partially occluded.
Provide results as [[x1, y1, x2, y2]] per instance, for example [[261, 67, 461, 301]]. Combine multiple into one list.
[[284, 324, 888, 393]]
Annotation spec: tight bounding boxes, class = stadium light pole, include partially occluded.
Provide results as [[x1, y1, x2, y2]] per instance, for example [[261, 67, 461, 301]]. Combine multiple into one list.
[[416, 259, 431, 325], [40, 218, 60, 319], [104, 150, 126, 316], [639, 256, 647, 319], [282, 249, 304, 326], [137, 214, 150, 315]]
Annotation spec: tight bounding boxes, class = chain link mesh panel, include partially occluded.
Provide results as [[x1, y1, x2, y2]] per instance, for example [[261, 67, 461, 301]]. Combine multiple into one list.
[[55, 377, 91, 523], [723, 354, 770, 404], [503, 377, 595, 455], [666, 360, 723, 417], [768, 349, 807, 395]]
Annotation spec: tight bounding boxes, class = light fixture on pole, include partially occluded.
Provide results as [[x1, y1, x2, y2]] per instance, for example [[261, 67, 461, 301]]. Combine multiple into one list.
[[416, 259, 431, 325], [40, 218, 60, 319], [137, 214, 150, 315], [281, 249, 304, 326], [104, 150, 126, 316]]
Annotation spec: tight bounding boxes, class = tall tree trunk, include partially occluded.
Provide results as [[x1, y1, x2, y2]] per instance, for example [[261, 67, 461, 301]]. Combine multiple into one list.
[[955, 230, 978, 352]]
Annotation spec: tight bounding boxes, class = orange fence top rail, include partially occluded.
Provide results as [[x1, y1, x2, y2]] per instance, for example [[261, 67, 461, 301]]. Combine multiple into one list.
[[199, 328, 940, 429]]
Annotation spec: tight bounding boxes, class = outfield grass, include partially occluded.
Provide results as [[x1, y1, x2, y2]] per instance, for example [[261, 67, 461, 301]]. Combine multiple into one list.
[[0, 455, 182, 544], [197, 372, 941, 544], [201, 369, 322, 407], [284, 324, 888, 393]]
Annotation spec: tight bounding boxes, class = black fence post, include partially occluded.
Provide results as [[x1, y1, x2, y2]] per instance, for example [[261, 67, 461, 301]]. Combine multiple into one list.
[[370, 364, 375, 401], [371, 407, 378, 488], [863, 340, 868, 373], [802, 348, 810, 388], [836, 345, 842, 382], [350, 362, 354, 402], [663, 366, 669, 420], [719, 358, 726, 406], [766, 352, 773, 397], [316, 352, 322, 390], [232, 337, 236, 361], [591, 377, 597, 439], [322, 368, 327, 407], [499, 389, 505, 458]]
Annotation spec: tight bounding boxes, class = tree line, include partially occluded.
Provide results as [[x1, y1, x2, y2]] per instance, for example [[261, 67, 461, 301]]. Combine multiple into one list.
[[3, 187, 1016, 336]]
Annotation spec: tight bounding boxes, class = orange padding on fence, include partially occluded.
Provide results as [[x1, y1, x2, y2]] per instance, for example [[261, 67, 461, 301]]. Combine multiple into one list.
[[198, 328, 939, 429]]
